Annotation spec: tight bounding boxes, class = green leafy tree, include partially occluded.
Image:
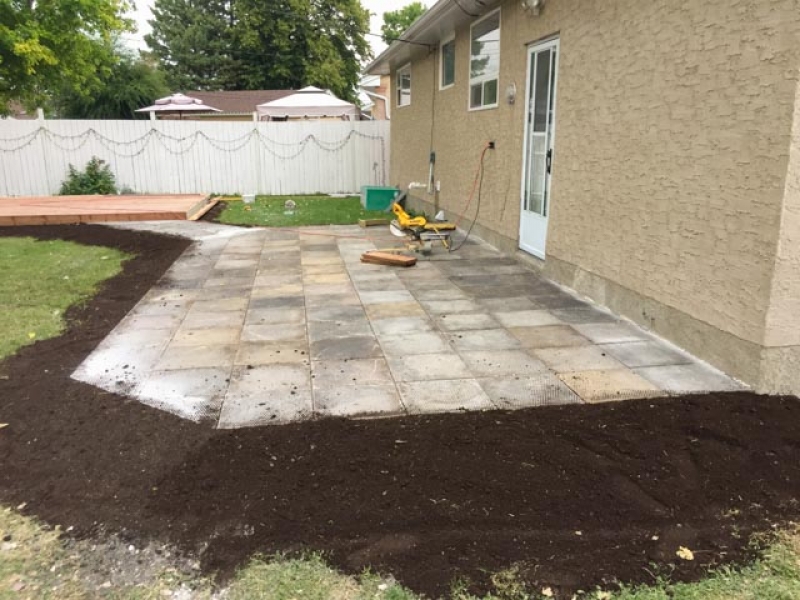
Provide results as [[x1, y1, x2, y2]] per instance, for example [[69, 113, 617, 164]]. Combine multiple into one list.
[[56, 49, 169, 119], [232, 0, 370, 101], [145, 0, 237, 90], [0, 0, 133, 114], [145, 0, 370, 102], [381, 1, 425, 43]]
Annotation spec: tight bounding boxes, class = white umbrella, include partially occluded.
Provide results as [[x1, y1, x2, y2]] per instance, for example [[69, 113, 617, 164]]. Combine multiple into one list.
[[136, 93, 222, 119], [257, 86, 359, 120]]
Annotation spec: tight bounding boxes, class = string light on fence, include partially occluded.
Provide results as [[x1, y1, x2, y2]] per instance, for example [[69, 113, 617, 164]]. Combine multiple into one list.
[[0, 125, 387, 183]]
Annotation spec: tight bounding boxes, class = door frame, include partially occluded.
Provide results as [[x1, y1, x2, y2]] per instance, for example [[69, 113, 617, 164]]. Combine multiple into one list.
[[519, 36, 560, 260]]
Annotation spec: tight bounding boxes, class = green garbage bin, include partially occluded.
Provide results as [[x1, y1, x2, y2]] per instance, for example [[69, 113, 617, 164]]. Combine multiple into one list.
[[360, 186, 398, 211]]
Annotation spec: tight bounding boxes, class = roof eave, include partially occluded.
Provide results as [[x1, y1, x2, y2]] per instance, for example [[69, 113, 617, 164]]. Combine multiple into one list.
[[366, 0, 492, 76]]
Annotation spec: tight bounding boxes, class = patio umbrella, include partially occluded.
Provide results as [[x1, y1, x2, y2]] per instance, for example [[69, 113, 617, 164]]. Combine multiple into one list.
[[256, 86, 360, 120], [136, 93, 222, 119]]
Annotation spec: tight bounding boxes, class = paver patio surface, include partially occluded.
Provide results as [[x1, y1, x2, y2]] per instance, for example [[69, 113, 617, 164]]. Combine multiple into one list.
[[72, 222, 743, 427]]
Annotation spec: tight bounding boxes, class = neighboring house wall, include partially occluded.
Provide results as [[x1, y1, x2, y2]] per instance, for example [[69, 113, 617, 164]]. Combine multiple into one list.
[[362, 75, 392, 120], [389, 0, 800, 392]]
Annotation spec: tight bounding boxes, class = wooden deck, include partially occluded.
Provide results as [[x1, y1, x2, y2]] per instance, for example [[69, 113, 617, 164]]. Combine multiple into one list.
[[0, 194, 217, 226]]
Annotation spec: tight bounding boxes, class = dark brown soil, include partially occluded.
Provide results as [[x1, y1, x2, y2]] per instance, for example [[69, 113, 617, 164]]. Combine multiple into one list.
[[2, 224, 800, 599], [201, 200, 226, 223]]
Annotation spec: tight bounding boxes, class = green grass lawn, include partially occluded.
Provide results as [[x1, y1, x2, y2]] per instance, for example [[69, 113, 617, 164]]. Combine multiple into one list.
[[0, 237, 128, 361], [217, 195, 390, 227]]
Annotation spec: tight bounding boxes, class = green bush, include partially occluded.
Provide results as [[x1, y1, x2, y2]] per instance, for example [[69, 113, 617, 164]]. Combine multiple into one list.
[[59, 157, 117, 195]]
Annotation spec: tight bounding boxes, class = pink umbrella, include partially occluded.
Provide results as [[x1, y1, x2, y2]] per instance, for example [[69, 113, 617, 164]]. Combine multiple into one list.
[[136, 93, 222, 119]]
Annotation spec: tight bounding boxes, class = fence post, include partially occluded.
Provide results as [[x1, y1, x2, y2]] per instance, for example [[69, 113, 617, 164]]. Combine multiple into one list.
[[36, 109, 53, 194]]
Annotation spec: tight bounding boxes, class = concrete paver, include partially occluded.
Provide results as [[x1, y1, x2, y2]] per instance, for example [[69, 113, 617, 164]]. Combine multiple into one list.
[[558, 369, 661, 403], [387, 352, 472, 382], [533, 345, 625, 373], [573, 322, 650, 344], [634, 363, 745, 393], [600, 340, 692, 368], [508, 325, 590, 349], [315, 384, 404, 417], [73, 221, 746, 427], [478, 375, 581, 408], [399, 379, 494, 414]]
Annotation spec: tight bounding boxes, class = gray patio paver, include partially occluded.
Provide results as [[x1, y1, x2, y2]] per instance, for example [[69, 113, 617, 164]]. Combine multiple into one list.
[[173, 327, 241, 346], [359, 290, 416, 304], [310, 336, 383, 361], [311, 358, 393, 386], [459, 350, 551, 378], [307, 305, 366, 322], [134, 367, 229, 421], [508, 325, 591, 349], [74, 221, 746, 428], [308, 319, 373, 342], [573, 322, 650, 344], [157, 344, 237, 370], [399, 379, 494, 414], [246, 307, 306, 325], [448, 329, 522, 352], [235, 341, 309, 366], [218, 390, 313, 428], [634, 363, 744, 393], [364, 302, 427, 320], [377, 332, 452, 356], [492, 310, 563, 328], [182, 310, 246, 329], [241, 323, 307, 343], [387, 353, 472, 382], [315, 384, 403, 417], [478, 375, 581, 408], [558, 369, 661, 403], [600, 340, 693, 368], [422, 299, 483, 314], [371, 316, 434, 336], [436, 313, 499, 332], [192, 297, 250, 313], [533, 345, 625, 373]]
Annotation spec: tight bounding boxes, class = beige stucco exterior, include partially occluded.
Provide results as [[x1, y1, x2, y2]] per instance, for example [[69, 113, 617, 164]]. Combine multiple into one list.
[[380, 0, 800, 393]]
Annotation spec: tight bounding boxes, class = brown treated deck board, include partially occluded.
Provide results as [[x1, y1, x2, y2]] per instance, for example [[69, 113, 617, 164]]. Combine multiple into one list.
[[0, 194, 217, 226]]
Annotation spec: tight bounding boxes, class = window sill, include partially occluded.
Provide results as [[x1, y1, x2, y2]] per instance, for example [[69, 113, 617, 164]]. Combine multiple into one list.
[[468, 103, 499, 112]]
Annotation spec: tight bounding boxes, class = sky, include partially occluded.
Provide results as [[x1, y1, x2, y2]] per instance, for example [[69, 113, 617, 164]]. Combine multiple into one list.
[[125, 0, 428, 58]]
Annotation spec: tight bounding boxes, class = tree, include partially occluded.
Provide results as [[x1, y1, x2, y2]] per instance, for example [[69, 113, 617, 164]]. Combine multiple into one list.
[[381, 1, 425, 43], [0, 0, 132, 114], [55, 48, 170, 119], [232, 0, 370, 101], [145, 0, 371, 102], [145, 0, 237, 90]]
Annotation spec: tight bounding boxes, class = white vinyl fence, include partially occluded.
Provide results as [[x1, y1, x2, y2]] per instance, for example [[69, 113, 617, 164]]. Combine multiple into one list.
[[0, 118, 390, 196]]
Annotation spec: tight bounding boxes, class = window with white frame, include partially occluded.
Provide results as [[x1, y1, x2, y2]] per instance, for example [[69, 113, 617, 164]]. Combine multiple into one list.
[[397, 64, 411, 107], [440, 36, 455, 89], [469, 10, 500, 109]]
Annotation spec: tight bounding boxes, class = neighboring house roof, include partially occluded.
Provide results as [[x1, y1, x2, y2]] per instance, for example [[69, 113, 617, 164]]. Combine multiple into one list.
[[359, 74, 382, 89], [367, 0, 488, 76], [186, 90, 294, 114], [4, 101, 37, 119]]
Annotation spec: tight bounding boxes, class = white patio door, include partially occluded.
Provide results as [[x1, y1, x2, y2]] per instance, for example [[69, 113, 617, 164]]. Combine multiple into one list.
[[519, 38, 559, 259]]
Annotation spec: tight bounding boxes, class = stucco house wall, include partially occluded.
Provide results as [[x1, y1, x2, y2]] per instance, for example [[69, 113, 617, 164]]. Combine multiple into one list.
[[385, 0, 800, 393]]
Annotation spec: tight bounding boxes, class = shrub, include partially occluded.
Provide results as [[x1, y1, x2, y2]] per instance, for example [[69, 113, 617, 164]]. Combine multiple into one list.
[[59, 157, 117, 195]]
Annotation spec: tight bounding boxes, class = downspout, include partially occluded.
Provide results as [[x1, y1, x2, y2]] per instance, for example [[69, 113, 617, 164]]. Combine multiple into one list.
[[364, 90, 391, 120]]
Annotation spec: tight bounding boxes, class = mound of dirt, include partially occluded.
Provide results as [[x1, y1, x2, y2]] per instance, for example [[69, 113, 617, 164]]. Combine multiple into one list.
[[1, 224, 800, 599]]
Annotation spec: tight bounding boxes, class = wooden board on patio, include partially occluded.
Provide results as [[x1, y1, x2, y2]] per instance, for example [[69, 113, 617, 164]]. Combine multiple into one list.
[[0, 194, 217, 226]]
